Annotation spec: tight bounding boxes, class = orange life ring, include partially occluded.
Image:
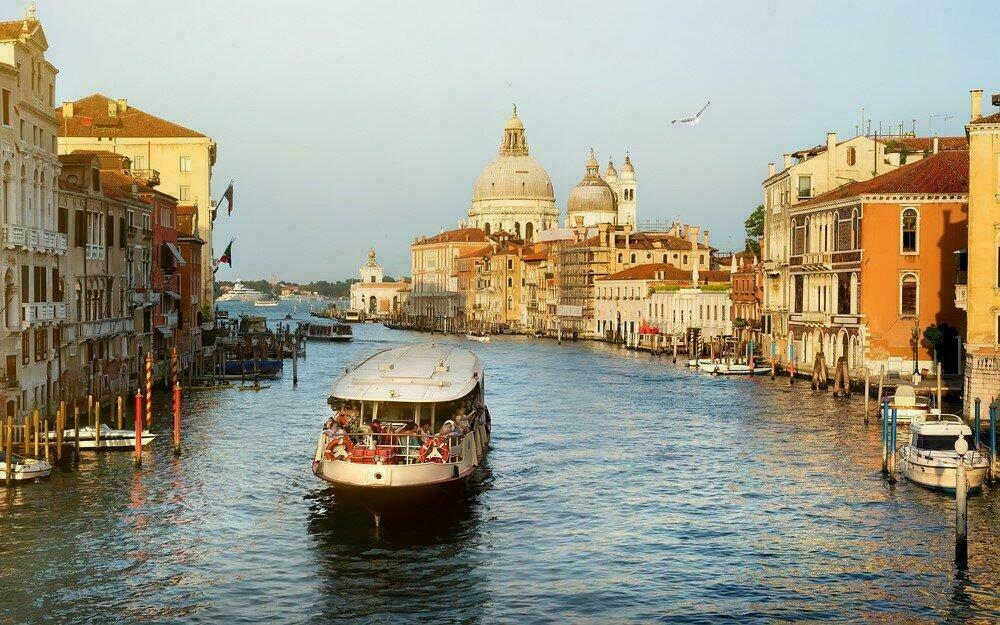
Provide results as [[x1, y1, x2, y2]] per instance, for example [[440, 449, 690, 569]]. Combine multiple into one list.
[[324, 435, 355, 461], [418, 436, 450, 464]]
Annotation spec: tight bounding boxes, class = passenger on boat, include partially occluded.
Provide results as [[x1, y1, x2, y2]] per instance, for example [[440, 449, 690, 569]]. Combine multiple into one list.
[[395, 422, 421, 461], [417, 420, 432, 442], [439, 420, 456, 436]]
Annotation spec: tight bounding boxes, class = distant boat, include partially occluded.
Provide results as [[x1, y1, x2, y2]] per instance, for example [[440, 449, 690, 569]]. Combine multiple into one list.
[[45, 424, 156, 451], [218, 280, 265, 302], [254, 299, 279, 307], [697, 361, 769, 375], [302, 321, 353, 342], [881, 385, 931, 424], [465, 333, 490, 343], [0, 451, 52, 482]]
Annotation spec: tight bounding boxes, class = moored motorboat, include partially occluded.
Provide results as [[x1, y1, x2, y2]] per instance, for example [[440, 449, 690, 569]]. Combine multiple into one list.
[[254, 299, 279, 307], [697, 360, 770, 375], [45, 424, 156, 451], [465, 333, 490, 343], [881, 385, 930, 424], [686, 358, 713, 368], [220, 358, 284, 379], [0, 452, 52, 482], [312, 344, 491, 521], [900, 412, 990, 492]]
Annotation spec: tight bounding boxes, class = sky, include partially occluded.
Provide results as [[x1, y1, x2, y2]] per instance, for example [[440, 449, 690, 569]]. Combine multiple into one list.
[[37, 0, 1000, 282]]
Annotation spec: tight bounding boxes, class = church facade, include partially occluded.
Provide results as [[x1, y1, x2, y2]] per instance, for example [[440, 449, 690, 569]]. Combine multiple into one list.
[[348, 250, 408, 319]]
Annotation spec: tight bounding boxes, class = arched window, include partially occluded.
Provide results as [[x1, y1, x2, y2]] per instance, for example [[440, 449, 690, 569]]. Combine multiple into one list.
[[507, 277, 512, 287], [514, 222, 520, 238], [847, 146, 856, 166], [662, 254, 668, 263], [900, 273, 918, 316], [484, 222, 491, 235], [617, 253, 623, 263], [901, 208, 918, 253], [630, 253, 636, 263], [525, 222, 533, 242]]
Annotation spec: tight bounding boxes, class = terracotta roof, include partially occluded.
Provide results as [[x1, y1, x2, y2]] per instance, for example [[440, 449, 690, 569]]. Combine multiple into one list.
[[521, 250, 548, 262], [58, 153, 99, 166], [622, 232, 712, 251], [57, 94, 207, 139], [0, 19, 36, 40], [457, 245, 491, 259], [971, 112, 1000, 125], [598, 262, 729, 283], [100, 170, 153, 200], [885, 137, 966, 152], [416, 227, 489, 245], [797, 150, 969, 208], [72, 149, 129, 159]]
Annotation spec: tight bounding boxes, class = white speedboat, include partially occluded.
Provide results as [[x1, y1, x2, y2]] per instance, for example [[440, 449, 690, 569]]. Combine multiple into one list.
[[697, 360, 770, 375], [686, 358, 713, 368], [47, 424, 156, 450], [465, 333, 490, 343], [0, 452, 52, 483], [312, 344, 491, 521], [900, 413, 990, 492], [217, 280, 265, 302], [253, 299, 279, 307], [881, 385, 931, 423]]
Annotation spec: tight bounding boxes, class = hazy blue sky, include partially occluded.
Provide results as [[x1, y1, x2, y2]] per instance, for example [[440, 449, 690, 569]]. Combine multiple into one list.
[[40, 0, 1000, 281]]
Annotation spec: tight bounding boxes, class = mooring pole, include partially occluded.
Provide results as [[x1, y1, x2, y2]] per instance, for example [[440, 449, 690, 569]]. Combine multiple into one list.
[[292, 340, 299, 387], [973, 397, 981, 449], [889, 407, 898, 483], [990, 399, 997, 483], [134, 390, 143, 467], [173, 382, 181, 456], [863, 369, 870, 425], [881, 400, 889, 475], [955, 434, 969, 570]]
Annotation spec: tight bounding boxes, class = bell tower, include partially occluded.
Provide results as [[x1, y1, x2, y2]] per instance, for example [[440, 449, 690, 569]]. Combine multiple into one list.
[[360, 249, 383, 284]]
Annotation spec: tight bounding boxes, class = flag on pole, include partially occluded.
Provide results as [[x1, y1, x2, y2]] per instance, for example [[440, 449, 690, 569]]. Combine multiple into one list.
[[220, 180, 235, 215], [215, 239, 234, 274]]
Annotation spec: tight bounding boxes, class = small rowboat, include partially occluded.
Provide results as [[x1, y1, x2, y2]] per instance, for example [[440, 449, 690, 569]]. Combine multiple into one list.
[[465, 334, 490, 343], [46, 424, 156, 451], [239, 384, 271, 392], [0, 452, 52, 483]]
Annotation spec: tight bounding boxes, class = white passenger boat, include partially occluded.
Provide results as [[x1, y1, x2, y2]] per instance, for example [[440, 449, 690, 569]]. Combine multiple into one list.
[[312, 344, 491, 520], [881, 385, 931, 424], [0, 452, 52, 483], [253, 299, 279, 307], [302, 321, 353, 342], [46, 424, 157, 450], [900, 413, 990, 492], [697, 360, 770, 375], [217, 279, 265, 302], [465, 333, 490, 343]]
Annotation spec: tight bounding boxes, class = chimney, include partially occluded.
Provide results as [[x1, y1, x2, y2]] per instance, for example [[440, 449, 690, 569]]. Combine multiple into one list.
[[703, 229, 710, 247], [117, 98, 128, 113], [689, 225, 700, 245], [783, 154, 792, 169], [826, 132, 836, 186], [971, 89, 983, 121], [933, 137, 939, 155], [61, 101, 73, 118], [768, 162, 776, 177]]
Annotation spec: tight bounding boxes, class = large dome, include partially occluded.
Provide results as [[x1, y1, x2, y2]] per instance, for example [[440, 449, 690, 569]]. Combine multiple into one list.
[[472, 154, 554, 202], [567, 149, 617, 217]]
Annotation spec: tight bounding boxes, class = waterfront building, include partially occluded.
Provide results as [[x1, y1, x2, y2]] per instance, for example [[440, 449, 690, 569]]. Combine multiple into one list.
[[348, 249, 408, 319], [731, 251, 763, 332], [760, 131, 964, 353], [784, 148, 968, 374], [409, 227, 490, 321], [0, 9, 65, 421], [467, 107, 558, 242], [57, 94, 218, 306], [176, 204, 206, 371], [962, 89, 1000, 413], [57, 153, 148, 404], [594, 263, 731, 339], [469, 232, 530, 330]]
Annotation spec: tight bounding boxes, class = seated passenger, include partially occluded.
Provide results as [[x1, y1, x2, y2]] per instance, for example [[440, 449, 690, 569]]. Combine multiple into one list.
[[417, 420, 432, 443], [439, 420, 456, 438], [396, 422, 420, 459]]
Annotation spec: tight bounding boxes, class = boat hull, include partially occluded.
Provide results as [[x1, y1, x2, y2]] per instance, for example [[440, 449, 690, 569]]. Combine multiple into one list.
[[697, 362, 770, 375], [306, 335, 353, 342], [900, 448, 990, 492], [221, 359, 284, 379], [46, 428, 156, 451], [0, 457, 52, 482]]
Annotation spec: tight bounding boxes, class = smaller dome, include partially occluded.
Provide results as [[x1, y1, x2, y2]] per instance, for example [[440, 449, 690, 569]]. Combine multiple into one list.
[[506, 104, 524, 130], [567, 149, 617, 217], [621, 153, 635, 180], [606, 158, 618, 181]]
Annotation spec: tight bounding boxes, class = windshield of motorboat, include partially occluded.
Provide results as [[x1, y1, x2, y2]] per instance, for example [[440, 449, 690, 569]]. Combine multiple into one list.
[[915, 434, 976, 451]]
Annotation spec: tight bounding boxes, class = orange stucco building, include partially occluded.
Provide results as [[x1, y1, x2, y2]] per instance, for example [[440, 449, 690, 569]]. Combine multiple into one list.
[[786, 149, 968, 375]]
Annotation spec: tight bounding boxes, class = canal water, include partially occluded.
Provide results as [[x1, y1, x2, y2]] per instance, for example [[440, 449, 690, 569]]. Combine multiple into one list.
[[1, 301, 998, 624]]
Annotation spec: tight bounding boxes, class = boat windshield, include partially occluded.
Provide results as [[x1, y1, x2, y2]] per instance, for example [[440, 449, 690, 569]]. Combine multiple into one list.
[[915, 434, 976, 451]]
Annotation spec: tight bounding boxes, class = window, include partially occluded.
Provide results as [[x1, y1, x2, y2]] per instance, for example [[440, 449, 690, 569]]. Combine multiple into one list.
[[900, 274, 918, 316], [846, 147, 856, 166], [1, 89, 9, 126], [133, 155, 145, 170], [794, 275, 804, 313], [797, 175, 812, 199], [179, 185, 191, 202], [106, 217, 114, 248], [901, 208, 918, 253], [179, 156, 191, 172], [630, 254, 636, 263]]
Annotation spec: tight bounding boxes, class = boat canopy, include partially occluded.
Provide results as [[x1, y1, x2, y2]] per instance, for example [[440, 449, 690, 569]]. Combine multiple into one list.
[[330, 344, 483, 404]]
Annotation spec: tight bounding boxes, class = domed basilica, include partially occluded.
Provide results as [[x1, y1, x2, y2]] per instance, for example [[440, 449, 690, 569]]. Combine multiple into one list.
[[467, 106, 637, 241]]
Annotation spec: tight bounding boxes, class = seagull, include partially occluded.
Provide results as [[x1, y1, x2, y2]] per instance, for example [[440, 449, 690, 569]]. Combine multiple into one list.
[[671, 101, 711, 125]]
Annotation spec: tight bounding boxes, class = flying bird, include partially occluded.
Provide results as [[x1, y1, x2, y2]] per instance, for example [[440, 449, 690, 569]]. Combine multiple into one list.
[[671, 101, 711, 125]]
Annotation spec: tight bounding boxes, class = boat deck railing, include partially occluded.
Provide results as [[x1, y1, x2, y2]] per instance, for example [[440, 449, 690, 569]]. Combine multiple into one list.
[[322, 430, 472, 465]]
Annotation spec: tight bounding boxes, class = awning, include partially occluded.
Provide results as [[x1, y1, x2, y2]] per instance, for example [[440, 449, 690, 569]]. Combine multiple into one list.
[[164, 290, 181, 299], [155, 326, 173, 337], [164, 241, 186, 267]]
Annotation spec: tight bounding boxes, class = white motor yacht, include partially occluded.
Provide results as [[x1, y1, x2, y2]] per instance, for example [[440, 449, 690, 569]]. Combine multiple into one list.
[[312, 344, 491, 520], [900, 412, 990, 492], [217, 280, 265, 302], [0, 452, 52, 483], [881, 384, 931, 424], [47, 424, 156, 450], [697, 360, 770, 375]]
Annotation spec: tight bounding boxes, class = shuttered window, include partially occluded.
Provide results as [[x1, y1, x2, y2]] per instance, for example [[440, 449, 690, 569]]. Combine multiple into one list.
[[901, 274, 917, 316]]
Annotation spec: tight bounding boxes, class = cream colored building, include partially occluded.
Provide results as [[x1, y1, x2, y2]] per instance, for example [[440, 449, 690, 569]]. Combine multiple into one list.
[[467, 107, 558, 242], [0, 9, 64, 421], [349, 249, 408, 318], [962, 89, 1000, 413], [57, 94, 218, 306], [409, 227, 490, 320]]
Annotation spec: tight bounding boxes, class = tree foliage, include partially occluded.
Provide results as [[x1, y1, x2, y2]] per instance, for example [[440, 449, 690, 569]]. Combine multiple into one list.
[[744, 204, 764, 256]]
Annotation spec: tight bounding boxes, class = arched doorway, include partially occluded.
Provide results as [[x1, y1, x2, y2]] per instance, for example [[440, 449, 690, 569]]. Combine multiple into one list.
[[368, 295, 377, 315]]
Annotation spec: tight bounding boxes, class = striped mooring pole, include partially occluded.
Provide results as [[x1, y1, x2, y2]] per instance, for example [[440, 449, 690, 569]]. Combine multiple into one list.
[[145, 353, 153, 427]]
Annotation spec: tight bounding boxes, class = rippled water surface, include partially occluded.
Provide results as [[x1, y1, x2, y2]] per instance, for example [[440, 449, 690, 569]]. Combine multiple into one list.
[[2, 302, 999, 624]]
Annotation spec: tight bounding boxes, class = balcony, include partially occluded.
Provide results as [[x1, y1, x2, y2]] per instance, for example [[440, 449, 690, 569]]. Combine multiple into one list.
[[85, 244, 105, 260], [800, 311, 832, 325], [801, 252, 832, 269], [2, 225, 68, 255], [955, 284, 967, 311], [81, 317, 134, 339], [22, 302, 67, 324]]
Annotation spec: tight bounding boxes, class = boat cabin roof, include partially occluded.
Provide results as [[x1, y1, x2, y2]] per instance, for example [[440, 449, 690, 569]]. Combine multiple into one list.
[[911, 413, 970, 436], [330, 344, 483, 404]]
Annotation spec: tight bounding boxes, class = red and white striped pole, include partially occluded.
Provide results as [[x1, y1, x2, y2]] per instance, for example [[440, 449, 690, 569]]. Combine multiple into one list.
[[134, 389, 143, 466], [173, 381, 181, 455], [145, 353, 152, 427]]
